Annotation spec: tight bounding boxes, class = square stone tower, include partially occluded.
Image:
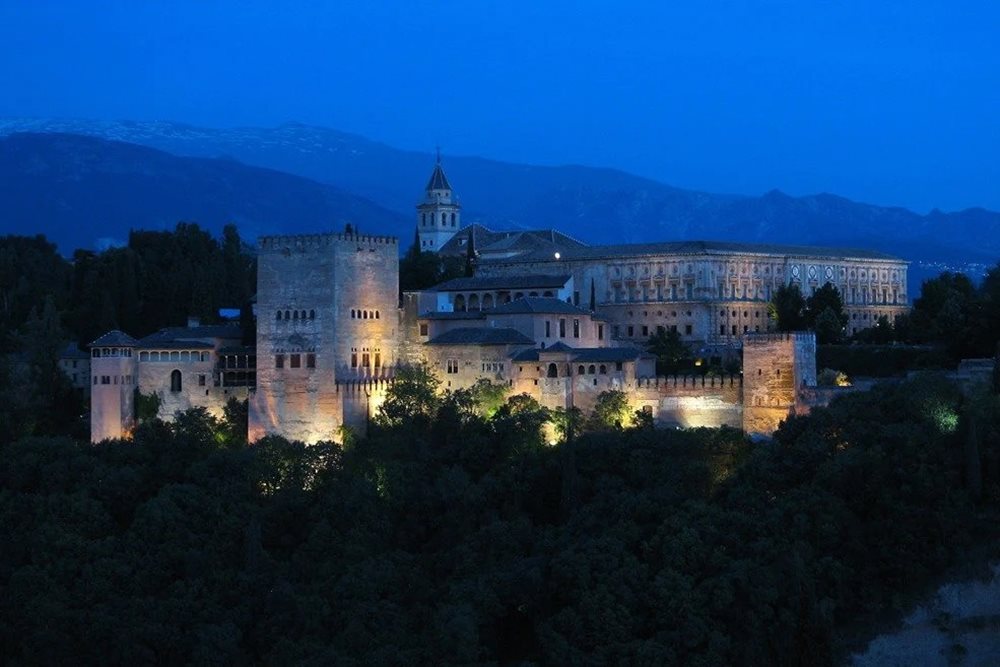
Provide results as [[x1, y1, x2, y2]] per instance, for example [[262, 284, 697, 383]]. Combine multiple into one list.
[[742, 332, 817, 437], [249, 230, 399, 443]]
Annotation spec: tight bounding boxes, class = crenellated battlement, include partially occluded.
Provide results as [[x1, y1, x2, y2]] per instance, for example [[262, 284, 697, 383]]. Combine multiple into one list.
[[743, 331, 816, 345], [259, 232, 399, 251], [335, 377, 395, 393]]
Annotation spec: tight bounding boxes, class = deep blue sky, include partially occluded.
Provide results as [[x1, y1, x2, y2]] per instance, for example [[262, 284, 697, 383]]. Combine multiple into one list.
[[0, 0, 997, 213]]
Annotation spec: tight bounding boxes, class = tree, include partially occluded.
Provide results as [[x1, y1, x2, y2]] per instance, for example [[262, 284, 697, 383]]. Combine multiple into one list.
[[375, 363, 441, 428], [646, 328, 692, 375], [805, 282, 846, 330], [588, 390, 632, 430], [769, 283, 806, 331], [813, 306, 845, 344]]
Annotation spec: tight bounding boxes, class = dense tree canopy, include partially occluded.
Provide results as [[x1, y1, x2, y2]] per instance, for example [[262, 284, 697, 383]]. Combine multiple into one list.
[[2, 375, 998, 665]]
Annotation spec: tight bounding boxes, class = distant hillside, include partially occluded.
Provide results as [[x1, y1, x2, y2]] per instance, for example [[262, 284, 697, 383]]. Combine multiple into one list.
[[2, 118, 998, 273], [0, 132, 407, 253]]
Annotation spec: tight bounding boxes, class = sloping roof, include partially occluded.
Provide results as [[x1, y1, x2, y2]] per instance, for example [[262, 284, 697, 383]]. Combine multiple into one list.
[[510, 345, 651, 363], [138, 324, 242, 348], [432, 274, 571, 292], [437, 224, 588, 258], [89, 330, 137, 347], [481, 239, 903, 264], [419, 311, 486, 321], [425, 162, 452, 191], [426, 327, 535, 346], [489, 297, 592, 316]]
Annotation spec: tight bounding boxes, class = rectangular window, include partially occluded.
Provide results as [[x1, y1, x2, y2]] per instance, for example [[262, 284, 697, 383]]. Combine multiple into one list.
[[615, 362, 623, 371], [685, 324, 693, 335], [545, 321, 551, 338], [627, 326, 634, 337], [419, 323, 428, 336], [447, 359, 459, 374], [198, 374, 206, 386], [597, 324, 604, 340], [275, 354, 284, 369], [93, 376, 98, 385], [101, 376, 110, 385], [612, 325, 620, 338], [362, 353, 370, 368], [641, 325, 649, 336], [290, 354, 301, 368], [374, 353, 380, 369], [573, 319, 580, 338], [559, 319, 566, 337], [351, 353, 358, 368], [306, 354, 316, 368]]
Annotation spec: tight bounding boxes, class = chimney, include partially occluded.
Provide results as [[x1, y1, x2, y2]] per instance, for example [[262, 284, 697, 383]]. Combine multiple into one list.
[[187, 316, 200, 329]]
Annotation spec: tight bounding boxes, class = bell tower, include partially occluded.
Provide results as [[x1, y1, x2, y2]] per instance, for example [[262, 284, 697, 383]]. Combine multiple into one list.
[[416, 150, 461, 252]]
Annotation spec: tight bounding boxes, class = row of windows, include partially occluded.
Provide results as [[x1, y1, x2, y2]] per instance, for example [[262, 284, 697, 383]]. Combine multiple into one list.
[[276, 309, 316, 321], [275, 354, 317, 369], [139, 351, 211, 362], [482, 362, 505, 373], [617, 324, 694, 337], [420, 212, 457, 226], [351, 351, 382, 369], [92, 347, 132, 358], [538, 362, 623, 378], [95, 375, 132, 385], [626, 309, 693, 318], [350, 309, 380, 320]]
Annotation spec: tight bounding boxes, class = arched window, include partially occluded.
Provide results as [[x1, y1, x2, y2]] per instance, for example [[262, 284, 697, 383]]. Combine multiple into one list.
[[170, 369, 182, 392], [482, 294, 494, 309], [285, 310, 290, 320], [310, 310, 315, 319], [363, 310, 368, 319], [422, 213, 426, 225], [300, 310, 306, 319], [375, 310, 380, 319], [293, 310, 299, 319], [543, 291, 554, 297], [454, 294, 466, 312], [468, 294, 480, 311], [350, 309, 355, 318], [547, 363, 558, 378], [441, 213, 447, 225], [276, 311, 282, 320], [578, 365, 585, 375], [599, 364, 607, 375], [451, 212, 456, 226]]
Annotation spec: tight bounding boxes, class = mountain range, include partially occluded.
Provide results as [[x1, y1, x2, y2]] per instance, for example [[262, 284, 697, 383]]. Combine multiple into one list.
[[1, 118, 997, 287]]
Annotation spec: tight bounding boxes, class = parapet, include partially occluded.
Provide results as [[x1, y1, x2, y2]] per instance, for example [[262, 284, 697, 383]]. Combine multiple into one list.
[[742, 331, 816, 346], [259, 232, 399, 251]]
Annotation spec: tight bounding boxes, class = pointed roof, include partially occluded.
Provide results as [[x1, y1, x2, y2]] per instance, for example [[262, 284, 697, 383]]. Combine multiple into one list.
[[89, 330, 138, 347], [425, 160, 452, 191]]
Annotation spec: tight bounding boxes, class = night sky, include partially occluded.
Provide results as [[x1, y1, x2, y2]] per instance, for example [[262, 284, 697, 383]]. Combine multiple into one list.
[[0, 0, 997, 213]]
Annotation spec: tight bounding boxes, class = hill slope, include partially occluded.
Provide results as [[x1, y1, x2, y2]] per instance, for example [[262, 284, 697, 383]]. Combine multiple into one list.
[[0, 132, 407, 253], [2, 118, 998, 269]]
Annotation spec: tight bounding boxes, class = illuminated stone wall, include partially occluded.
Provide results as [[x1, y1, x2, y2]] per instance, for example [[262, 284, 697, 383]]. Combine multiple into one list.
[[137, 354, 249, 421], [476, 251, 908, 345], [742, 332, 817, 436], [250, 231, 399, 444], [90, 349, 137, 442]]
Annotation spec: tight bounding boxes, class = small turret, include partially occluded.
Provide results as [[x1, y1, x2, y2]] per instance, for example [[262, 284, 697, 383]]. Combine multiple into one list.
[[89, 330, 138, 442], [416, 150, 461, 252]]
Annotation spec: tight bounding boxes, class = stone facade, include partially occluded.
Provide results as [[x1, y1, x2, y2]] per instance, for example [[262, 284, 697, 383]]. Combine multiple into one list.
[[89, 160, 909, 443]]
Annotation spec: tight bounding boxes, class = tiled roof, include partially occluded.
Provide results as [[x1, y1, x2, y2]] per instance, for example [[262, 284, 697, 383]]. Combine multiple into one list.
[[425, 162, 452, 191], [89, 330, 137, 347], [139, 340, 215, 350], [437, 224, 588, 257], [432, 274, 572, 292], [138, 325, 242, 348], [489, 297, 593, 316], [426, 327, 535, 346], [482, 239, 903, 264], [511, 345, 651, 363], [419, 311, 486, 321]]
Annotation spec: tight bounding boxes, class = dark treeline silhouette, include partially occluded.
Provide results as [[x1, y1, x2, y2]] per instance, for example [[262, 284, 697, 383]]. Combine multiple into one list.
[[2, 369, 998, 665]]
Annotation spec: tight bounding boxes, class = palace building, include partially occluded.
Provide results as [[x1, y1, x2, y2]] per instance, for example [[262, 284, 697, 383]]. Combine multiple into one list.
[[89, 159, 908, 443]]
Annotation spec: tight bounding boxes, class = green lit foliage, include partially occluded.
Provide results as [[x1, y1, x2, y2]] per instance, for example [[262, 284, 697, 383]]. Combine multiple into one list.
[[3, 375, 999, 665], [587, 389, 633, 430], [374, 363, 442, 429], [134, 389, 162, 423]]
